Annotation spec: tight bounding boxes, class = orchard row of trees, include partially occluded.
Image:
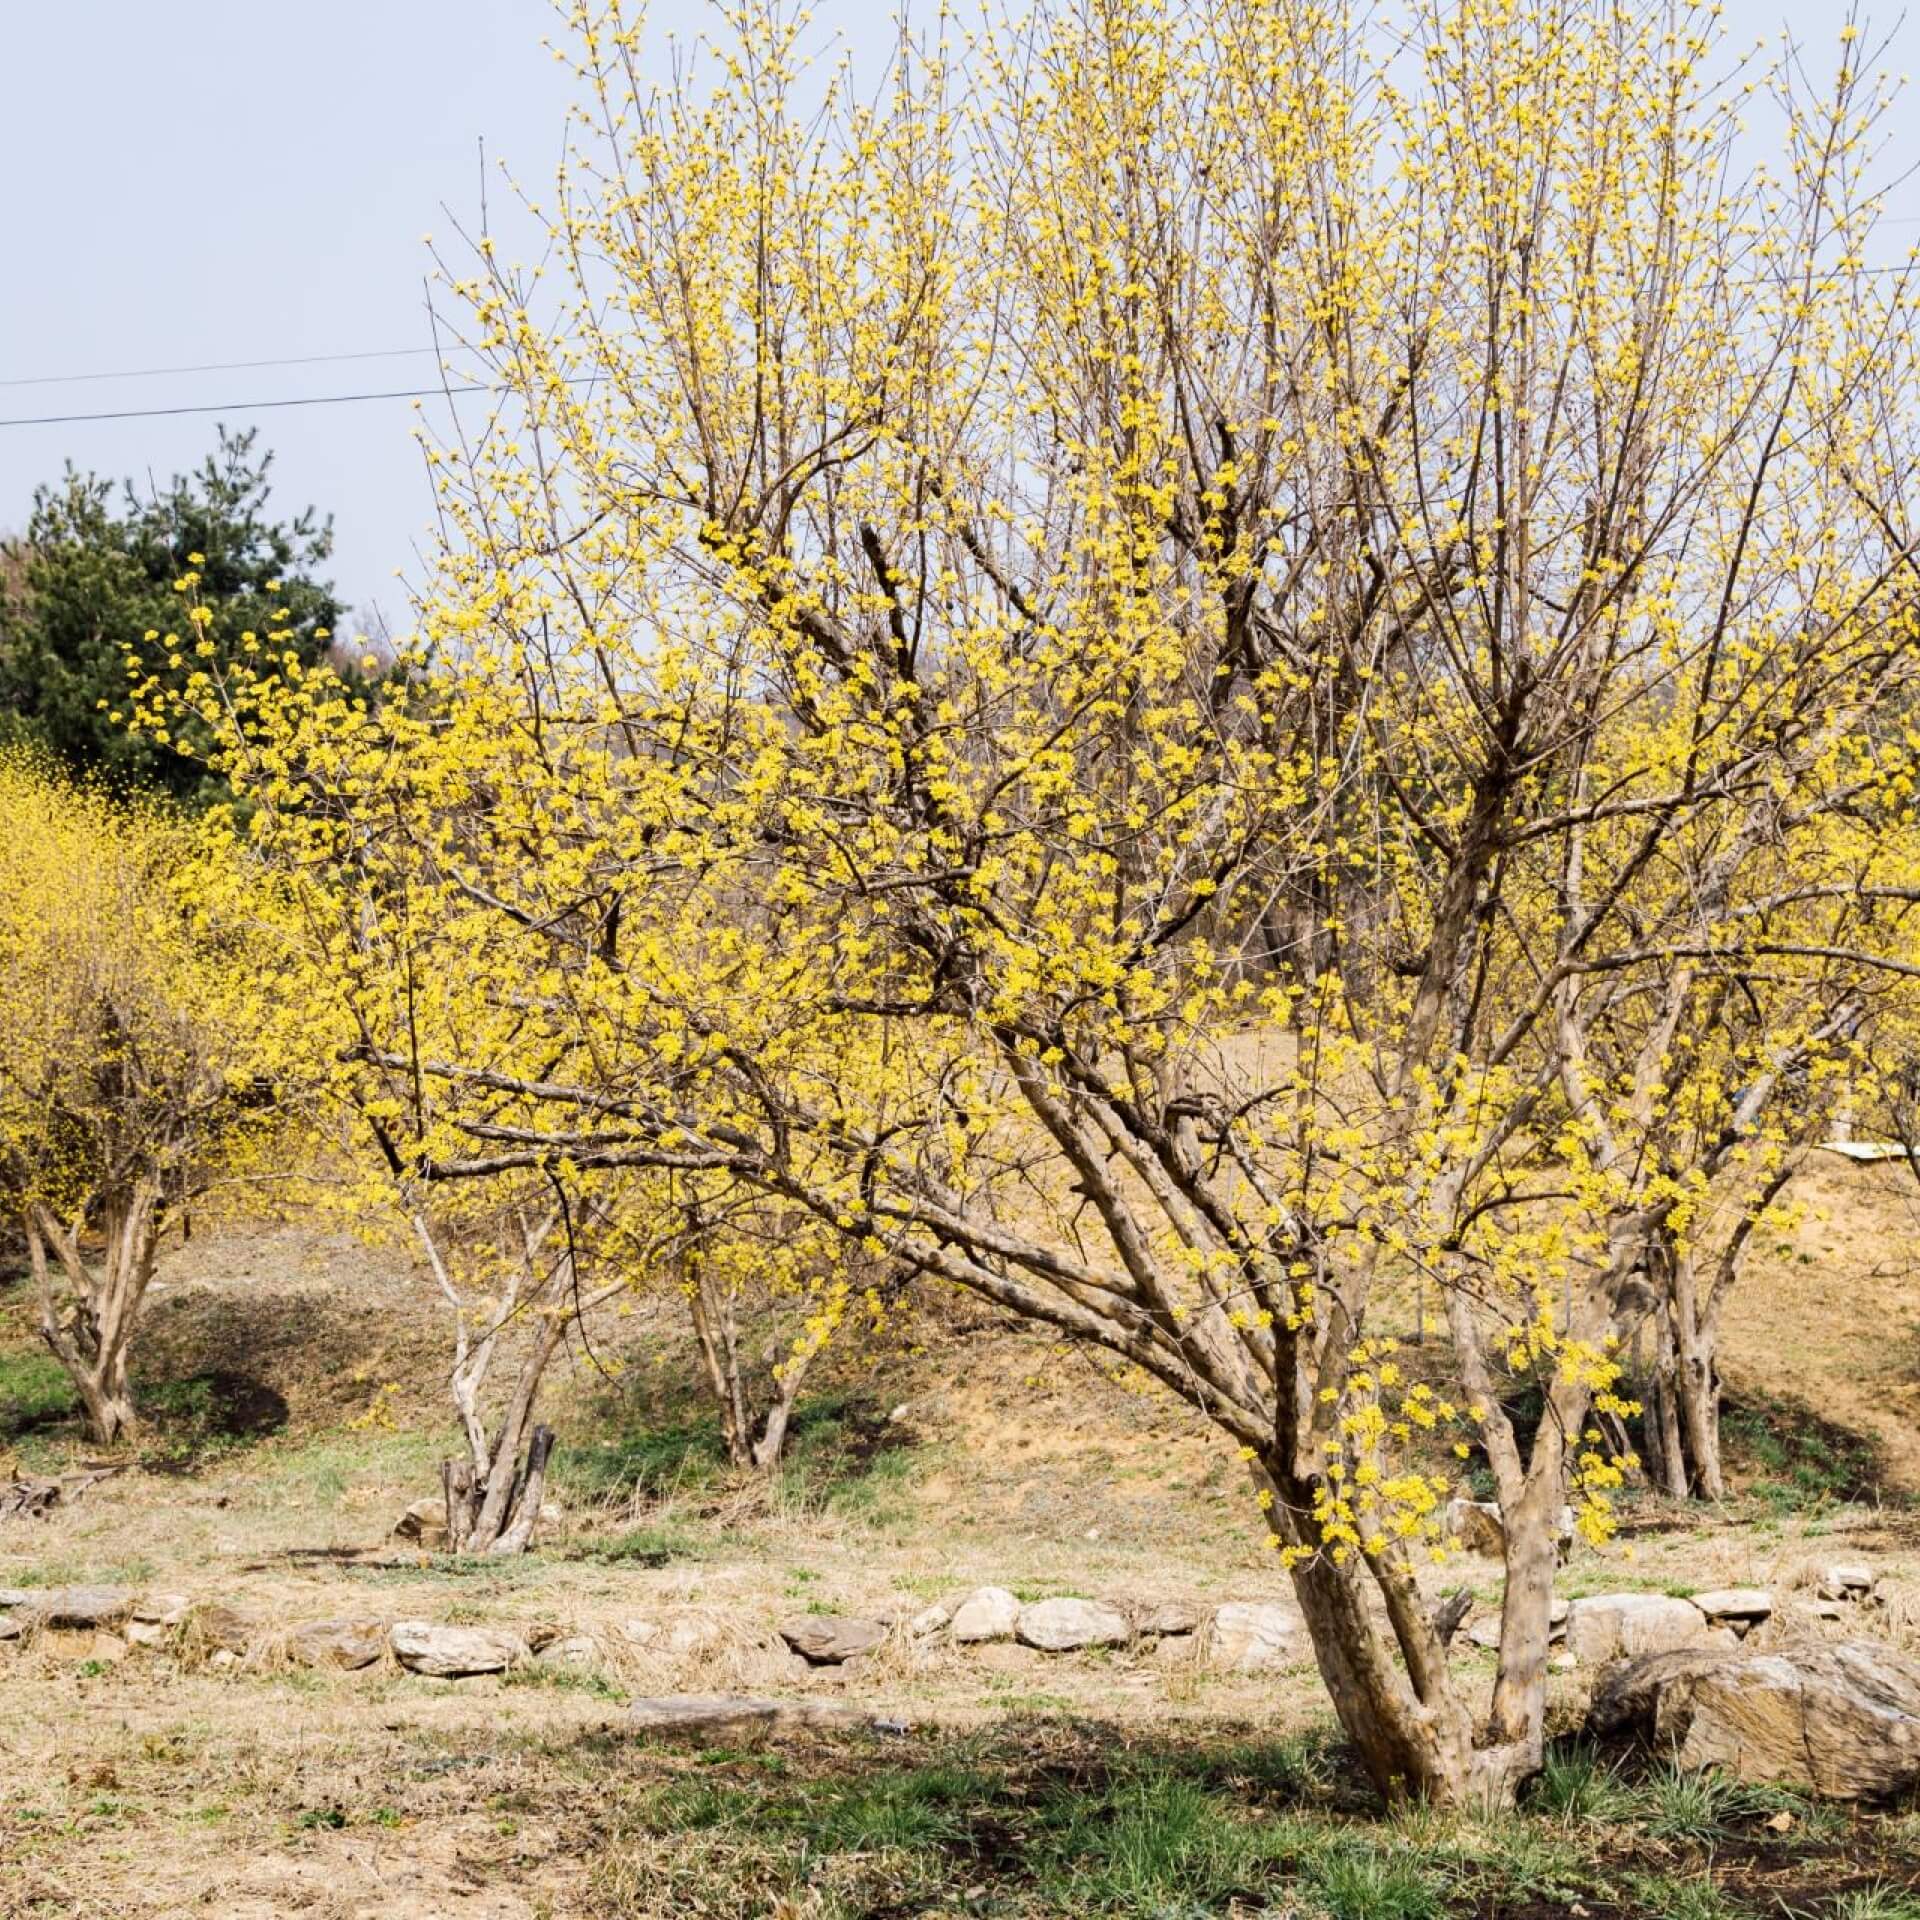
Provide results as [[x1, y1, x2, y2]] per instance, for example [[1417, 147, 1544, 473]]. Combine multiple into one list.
[[8, 0, 1920, 1812]]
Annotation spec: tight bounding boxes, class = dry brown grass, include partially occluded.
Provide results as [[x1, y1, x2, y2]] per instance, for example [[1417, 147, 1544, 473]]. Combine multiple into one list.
[[5, 1180, 1920, 1914]]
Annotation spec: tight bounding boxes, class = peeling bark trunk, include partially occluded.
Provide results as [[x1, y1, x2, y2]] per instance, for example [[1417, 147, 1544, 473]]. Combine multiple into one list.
[[24, 1191, 160, 1448], [415, 1209, 581, 1556], [688, 1260, 814, 1473]]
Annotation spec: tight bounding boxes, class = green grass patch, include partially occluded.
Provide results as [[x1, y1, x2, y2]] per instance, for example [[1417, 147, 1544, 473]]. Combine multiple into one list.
[[554, 1386, 922, 1528], [0, 1349, 80, 1436], [1721, 1388, 1886, 1510], [567, 1721, 1909, 1919]]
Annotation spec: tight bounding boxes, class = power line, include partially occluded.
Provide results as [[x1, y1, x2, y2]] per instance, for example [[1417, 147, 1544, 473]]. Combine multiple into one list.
[[0, 384, 502, 430], [0, 345, 455, 392]]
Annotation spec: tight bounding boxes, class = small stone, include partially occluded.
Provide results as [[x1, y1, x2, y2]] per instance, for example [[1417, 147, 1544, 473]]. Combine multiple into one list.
[[621, 1619, 660, 1646], [950, 1586, 1021, 1643], [124, 1620, 169, 1648], [1017, 1598, 1130, 1652], [1551, 1652, 1578, 1672], [664, 1618, 715, 1657], [908, 1603, 952, 1636], [85, 1632, 128, 1664], [392, 1496, 448, 1545], [1137, 1602, 1202, 1637], [1447, 1499, 1507, 1557], [0, 1615, 24, 1643], [390, 1621, 527, 1677], [1205, 1601, 1309, 1672], [780, 1615, 887, 1664], [1151, 1632, 1196, 1665], [208, 1649, 239, 1670], [287, 1619, 389, 1671], [538, 1635, 601, 1665], [130, 1593, 190, 1628], [1466, 1617, 1502, 1651], [194, 1605, 255, 1655], [973, 1640, 1042, 1673], [1814, 1563, 1875, 1602]]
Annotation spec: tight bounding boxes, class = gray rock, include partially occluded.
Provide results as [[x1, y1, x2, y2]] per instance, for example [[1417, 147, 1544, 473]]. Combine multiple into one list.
[[907, 1602, 952, 1636], [1447, 1499, 1507, 1556], [950, 1586, 1021, 1643], [19, 1585, 133, 1629], [390, 1620, 527, 1676], [1205, 1601, 1309, 1672], [538, 1635, 602, 1665], [288, 1618, 389, 1671], [130, 1592, 190, 1627], [1137, 1602, 1202, 1637], [1017, 1597, 1130, 1652], [1815, 1563, 1876, 1602], [1589, 1640, 1920, 1798], [1565, 1592, 1715, 1666], [0, 1614, 24, 1643], [193, 1605, 255, 1655], [392, 1497, 447, 1546], [1690, 1588, 1773, 1625], [780, 1615, 887, 1664]]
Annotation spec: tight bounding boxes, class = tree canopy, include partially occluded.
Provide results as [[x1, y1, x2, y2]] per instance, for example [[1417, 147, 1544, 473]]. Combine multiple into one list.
[[138, 0, 1920, 1806]]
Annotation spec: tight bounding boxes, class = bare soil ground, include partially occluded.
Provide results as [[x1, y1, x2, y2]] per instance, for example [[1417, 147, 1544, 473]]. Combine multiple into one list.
[[3, 1154, 1920, 1917]]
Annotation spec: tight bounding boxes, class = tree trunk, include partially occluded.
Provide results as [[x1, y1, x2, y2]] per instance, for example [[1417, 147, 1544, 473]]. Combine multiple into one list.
[[442, 1318, 567, 1555], [1637, 1255, 1725, 1500], [25, 1193, 158, 1448], [689, 1261, 815, 1474], [1671, 1252, 1725, 1499]]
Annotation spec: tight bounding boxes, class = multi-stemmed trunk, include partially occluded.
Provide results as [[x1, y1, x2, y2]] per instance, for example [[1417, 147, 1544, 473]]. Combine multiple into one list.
[[413, 1210, 584, 1556], [687, 1262, 815, 1472], [440, 1314, 566, 1555], [1638, 1261, 1725, 1500], [1260, 1434, 1571, 1809], [23, 1186, 161, 1447]]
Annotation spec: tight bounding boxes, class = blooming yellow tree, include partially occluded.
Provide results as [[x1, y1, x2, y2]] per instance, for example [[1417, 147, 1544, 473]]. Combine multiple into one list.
[[0, 753, 282, 1444], [145, 0, 1920, 1803]]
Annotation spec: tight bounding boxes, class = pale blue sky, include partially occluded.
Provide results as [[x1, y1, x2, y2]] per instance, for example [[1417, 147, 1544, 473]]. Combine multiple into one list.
[[0, 2, 1910, 633]]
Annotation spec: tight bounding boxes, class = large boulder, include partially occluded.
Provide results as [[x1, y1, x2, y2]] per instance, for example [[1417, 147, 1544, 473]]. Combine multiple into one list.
[[1589, 1641, 1920, 1799], [1016, 1598, 1130, 1652], [780, 1615, 887, 1665], [391, 1621, 527, 1677], [949, 1586, 1021, 1643], [1205, 1601, 1310, 1672], [1565, 1592, 1719, 1665]]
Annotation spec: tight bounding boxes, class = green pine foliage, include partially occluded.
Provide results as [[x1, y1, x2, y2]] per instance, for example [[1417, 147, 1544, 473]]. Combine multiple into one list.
[[0, 428, 346, 802]]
